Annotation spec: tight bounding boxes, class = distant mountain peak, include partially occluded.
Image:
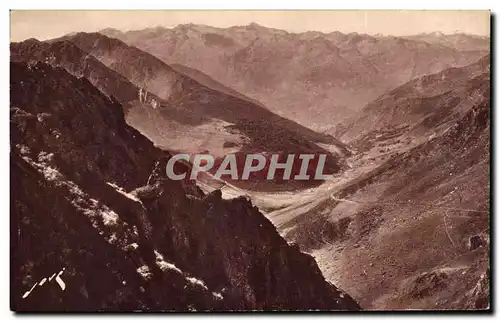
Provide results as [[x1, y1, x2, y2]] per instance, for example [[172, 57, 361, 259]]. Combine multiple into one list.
[[415, 31, 446, 37], [14, 37, 40, 44], [432, 31, 445, 37], [173, 23, 196, 30], [248, 22, 264, 28], [100, 27, 122, 34]]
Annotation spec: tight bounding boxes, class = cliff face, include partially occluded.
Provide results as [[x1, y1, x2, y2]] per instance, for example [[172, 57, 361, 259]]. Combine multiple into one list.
[[10, 61, 360, 311]]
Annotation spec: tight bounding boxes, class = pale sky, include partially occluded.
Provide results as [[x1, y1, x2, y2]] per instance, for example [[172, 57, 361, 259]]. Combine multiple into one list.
[[10, 10, 490, 42]]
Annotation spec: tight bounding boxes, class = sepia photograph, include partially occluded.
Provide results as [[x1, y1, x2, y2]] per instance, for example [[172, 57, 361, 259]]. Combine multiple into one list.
[[9, 9, 491, 312]]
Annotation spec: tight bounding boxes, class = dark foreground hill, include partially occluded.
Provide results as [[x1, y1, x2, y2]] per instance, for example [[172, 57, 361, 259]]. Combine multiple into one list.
[[10, 61, 360, 311]]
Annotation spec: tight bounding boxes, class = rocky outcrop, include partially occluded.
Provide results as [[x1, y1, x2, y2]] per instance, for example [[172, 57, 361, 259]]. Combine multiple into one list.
[[10, 61, 360, 311]]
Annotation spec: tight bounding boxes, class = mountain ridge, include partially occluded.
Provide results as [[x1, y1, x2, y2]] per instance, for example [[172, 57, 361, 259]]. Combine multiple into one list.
[[263, 60, 490, 309], [10, 60, 361, 311], [100, 24, 488, 130], [12, 33, 350, 191]]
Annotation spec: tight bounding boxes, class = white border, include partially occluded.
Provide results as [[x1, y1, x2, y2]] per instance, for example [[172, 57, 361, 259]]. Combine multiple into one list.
[[5, 2, 496, 10], [2, 1, 497, 320]]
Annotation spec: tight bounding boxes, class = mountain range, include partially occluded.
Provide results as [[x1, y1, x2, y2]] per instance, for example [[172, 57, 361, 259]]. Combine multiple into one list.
[[100, 24, 488, 131], [10, 21, 490, 311]]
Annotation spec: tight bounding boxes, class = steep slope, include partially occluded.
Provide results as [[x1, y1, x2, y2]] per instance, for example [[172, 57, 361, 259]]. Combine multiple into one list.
[[10, 38, 202, 133], [338, 54, 490, 147], [38, 32, 350, 190], [10, 37, 217, 156], [11, 38, 139, 109], [54, 31, 343, 147], [10, 61, 360, 311], [169, 63, 267, 108], [264, 63, 490, 309], [100, 24, 488, 130]]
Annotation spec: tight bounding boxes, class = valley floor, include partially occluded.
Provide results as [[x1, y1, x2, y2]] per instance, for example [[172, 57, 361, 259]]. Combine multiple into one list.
[[198, 125, 490, 310]]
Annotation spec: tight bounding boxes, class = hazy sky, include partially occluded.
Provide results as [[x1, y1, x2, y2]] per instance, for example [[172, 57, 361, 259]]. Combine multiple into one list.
[[10, 10, 490, 42]]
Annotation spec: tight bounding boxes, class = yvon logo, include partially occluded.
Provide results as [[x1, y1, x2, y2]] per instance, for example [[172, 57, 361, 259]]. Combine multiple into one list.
[[22, 268, 67, 299]]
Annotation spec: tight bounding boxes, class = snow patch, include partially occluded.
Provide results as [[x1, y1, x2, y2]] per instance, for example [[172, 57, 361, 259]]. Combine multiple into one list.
[[152, 250, 213, 294], [137, 265, 152, 280], [187, 277, 208, 290], [101, 209, 119, 226], [17, 144, 31, 155], [108, 233, 118, 245], [66, 181, 85, 197], [41, 166, 63, 181], [106, 182, 141, 203], [20, 153, 125, 245], [37, 151, 54, 163], [126, 243, 139, 251], [154, 250, 182, 274]]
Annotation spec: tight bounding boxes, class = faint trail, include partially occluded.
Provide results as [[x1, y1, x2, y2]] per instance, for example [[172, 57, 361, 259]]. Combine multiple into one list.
[[331, 194, 477, 253], [330, 195, 489, 213], [330, 196, 360, 204], [442, 209, 457, 249]]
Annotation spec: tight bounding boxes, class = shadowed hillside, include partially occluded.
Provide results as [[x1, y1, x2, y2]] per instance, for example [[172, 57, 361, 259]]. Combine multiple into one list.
[[10, 61, 360, 311]]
